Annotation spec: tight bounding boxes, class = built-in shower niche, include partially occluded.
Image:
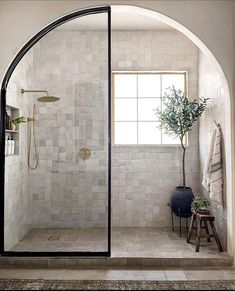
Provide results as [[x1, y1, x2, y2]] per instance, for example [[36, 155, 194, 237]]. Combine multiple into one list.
[[5, 105, 19, 156]]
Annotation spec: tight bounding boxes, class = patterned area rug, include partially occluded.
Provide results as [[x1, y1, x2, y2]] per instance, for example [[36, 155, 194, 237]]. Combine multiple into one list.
[[0, 279, 235, 290]]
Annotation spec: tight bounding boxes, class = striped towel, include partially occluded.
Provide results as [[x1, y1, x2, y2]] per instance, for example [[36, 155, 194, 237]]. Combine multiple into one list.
[[202, 127, 223, 204], [202, 129, 215, 192]]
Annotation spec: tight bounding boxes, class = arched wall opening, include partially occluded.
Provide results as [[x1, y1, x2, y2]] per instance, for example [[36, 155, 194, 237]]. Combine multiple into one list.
[[1, 4, 233, 258], [111, 5, 234, 256]]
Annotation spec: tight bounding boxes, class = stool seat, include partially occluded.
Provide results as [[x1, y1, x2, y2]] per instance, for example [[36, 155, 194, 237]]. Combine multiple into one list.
[[187, 209, 223, 252], [196, 213, 214, 221]]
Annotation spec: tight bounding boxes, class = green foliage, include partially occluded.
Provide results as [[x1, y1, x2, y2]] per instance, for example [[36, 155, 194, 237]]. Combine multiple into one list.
[[156, 87, 209, 142], [12, 116, 27, 125], [155, 86, 209, 188], [191, 196, 211, 211]]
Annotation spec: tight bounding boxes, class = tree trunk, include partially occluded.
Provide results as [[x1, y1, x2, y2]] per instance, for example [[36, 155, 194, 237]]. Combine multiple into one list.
[[181, 138, 186, 188]]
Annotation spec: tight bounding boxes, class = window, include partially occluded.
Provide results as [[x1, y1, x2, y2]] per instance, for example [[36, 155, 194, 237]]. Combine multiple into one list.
[[113, 72, 187, 145]]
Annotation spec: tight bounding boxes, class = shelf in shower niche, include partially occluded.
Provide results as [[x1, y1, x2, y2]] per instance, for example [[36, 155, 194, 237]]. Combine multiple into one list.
[[5, 105, 20, 155], [5, 130, 19, 133]]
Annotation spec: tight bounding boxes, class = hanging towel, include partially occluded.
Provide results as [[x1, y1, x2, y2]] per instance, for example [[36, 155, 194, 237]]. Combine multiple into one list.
[[209, 126, 223, 203], [202, 129, 216, 191], [202, 126, 223, 204]]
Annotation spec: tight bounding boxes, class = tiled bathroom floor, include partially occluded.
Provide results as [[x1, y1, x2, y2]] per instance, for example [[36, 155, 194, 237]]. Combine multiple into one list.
[[9, 227, 226, 258], [10, 228, 108, 252]]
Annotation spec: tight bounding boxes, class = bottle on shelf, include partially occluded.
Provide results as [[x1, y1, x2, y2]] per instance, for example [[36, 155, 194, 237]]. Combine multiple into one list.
[[7, 135, 11, 156], [5, 135, 8, 156], [5, 109, 11, 130], [10, 136, 15, 155]]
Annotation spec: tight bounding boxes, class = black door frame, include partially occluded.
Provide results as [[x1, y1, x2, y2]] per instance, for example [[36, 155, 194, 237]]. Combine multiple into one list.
[[0, 6, 112, 257]]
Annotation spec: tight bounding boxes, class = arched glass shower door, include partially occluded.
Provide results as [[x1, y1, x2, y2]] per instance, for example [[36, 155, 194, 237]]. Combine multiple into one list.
[[1, 7, 111, 256]]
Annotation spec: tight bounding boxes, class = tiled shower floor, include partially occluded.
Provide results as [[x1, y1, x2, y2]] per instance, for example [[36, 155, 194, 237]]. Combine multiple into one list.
[[10, 228, 108, 252], [9, 227, 226, 258]]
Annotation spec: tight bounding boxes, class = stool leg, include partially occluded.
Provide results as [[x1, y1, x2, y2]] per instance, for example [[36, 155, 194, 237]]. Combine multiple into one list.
[[195, 219, 202, 252], [209, 221, 223, 252], [187, 214, 195, 243], [179, 214, 182, 237], [171, 208, 174, 231], [204, 220, 211, 242], [186, 218, 188, 230]]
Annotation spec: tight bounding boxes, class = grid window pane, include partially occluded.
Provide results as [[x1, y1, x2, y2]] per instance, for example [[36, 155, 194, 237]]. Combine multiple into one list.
[[138, 74, 161, 97], [138, 122, 161, 144], [113, 72, 186, 145], [114, 122, 137, 144], [115, 99, 137, 121], [162, 74, 185, 96], [114, 74, 137, 97], [138, 98, 161, 121]]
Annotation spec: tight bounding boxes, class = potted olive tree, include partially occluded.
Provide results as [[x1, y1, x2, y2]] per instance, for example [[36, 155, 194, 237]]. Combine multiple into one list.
[[156, 87, 209, 218]]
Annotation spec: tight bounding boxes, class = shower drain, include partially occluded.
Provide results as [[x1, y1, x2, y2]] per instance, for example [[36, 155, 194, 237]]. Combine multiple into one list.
[[48, 235, 61, 241]]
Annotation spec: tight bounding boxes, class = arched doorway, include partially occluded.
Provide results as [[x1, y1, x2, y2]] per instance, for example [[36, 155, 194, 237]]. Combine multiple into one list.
[[1, 4, 233, 258]]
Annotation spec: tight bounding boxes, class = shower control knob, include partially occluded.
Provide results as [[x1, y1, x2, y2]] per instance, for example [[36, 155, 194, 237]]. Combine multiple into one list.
[[79, 147, 91, 161]]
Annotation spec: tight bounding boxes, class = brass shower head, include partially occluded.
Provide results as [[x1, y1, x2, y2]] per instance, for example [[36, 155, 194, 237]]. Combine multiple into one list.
[[21, 89, 60, 102]]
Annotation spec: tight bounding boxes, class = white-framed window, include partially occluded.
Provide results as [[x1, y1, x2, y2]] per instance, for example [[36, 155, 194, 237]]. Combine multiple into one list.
[[113, 71, 187, 145]]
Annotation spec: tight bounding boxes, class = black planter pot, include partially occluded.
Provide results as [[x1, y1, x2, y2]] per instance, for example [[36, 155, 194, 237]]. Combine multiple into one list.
[[170, 186, 194, 218]]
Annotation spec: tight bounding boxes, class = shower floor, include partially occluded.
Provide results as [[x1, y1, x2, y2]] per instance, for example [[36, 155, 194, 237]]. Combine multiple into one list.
[[9, 227, 225, 259], [9, 228, 108, 252]]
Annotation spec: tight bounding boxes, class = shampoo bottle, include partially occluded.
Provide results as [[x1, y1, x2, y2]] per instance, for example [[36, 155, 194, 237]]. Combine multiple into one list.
[[5, 135, 8, 155], [7, 136, 11, 155], [11, 136, 15, 155]]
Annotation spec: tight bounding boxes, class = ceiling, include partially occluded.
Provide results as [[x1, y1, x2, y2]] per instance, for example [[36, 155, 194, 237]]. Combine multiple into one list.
[[56, 11, 173, 31]]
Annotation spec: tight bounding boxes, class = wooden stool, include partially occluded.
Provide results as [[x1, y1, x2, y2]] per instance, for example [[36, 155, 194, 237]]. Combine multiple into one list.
[[187, 209, 223, 252]]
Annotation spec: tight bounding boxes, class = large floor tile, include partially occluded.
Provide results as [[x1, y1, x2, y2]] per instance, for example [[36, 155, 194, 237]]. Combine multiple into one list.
[[9, 227, 227, 260]]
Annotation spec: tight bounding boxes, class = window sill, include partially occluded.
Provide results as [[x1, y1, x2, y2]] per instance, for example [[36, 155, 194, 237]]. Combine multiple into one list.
[[112, 144, 188, 148]]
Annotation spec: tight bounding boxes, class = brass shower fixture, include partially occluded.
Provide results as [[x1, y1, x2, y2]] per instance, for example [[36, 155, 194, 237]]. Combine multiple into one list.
[[21, 89, 60, 102], [21, 88, 60, 170]]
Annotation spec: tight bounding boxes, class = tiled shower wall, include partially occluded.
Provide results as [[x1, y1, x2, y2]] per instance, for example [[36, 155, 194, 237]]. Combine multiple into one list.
[[29, 29, 199, 228], [29, 31, 109, 228], [112, 31, 199, 227], [199, 51, 227, 250], [5, 50, 34, 250]]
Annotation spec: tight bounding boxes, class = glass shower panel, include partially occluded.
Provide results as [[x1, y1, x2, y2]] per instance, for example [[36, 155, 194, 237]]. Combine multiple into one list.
[[5, 11, 109, 253]]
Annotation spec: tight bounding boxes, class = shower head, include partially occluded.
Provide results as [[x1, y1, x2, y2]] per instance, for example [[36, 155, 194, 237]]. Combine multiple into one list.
[[37, 95, 60, 102], [21, 89, 60, 102]]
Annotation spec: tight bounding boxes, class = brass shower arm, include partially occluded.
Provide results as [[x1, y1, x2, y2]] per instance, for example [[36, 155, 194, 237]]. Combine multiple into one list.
[[21, 89, 49, 96], [21, 88, 60, 102]]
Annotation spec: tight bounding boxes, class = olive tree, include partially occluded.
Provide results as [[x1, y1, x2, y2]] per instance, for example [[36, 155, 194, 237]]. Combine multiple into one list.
[[156, 87, 209, 188]]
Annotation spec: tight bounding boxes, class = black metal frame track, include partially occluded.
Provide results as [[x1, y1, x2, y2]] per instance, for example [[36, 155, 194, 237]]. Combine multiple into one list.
[[0, 5, 111, 257]]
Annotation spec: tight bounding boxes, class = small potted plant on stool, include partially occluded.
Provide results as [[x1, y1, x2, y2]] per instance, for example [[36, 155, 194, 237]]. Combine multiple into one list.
[[191, 196, 211, 214]]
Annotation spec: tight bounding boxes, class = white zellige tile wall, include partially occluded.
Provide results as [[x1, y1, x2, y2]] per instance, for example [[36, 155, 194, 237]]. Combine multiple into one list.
[[5, 50, 34, 250], [199, 51, 227, 250], [5, 29, 200, 247], [112, 31, 199, 227]]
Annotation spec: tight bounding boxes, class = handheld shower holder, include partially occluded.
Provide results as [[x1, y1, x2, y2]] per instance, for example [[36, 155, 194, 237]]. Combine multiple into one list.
[[27, 117, 35, 122]]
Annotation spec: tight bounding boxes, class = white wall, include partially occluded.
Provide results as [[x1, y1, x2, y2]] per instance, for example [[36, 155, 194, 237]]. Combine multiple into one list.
[[112, 30, 199, 227], [8, 29, 198, 230], [199, 51, 227, 250], [0, 0, 234, 256], [29, 30, 109, 229], [5, 51, 34, 250]]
